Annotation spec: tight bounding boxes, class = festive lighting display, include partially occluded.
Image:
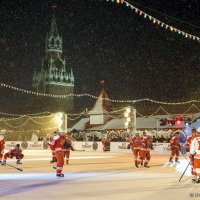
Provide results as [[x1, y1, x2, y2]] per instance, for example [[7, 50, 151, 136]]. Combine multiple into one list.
[[107, 0, 200, 42], [1, 83, 200, 105]]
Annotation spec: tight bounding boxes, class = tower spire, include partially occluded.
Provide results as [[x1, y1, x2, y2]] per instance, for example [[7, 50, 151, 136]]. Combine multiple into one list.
[[49, 3, 59, 36], [50, 12, 59, 36]]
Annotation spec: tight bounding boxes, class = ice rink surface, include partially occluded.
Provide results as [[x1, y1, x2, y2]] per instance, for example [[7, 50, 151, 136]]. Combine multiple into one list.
[[0, 150, 199, 200]]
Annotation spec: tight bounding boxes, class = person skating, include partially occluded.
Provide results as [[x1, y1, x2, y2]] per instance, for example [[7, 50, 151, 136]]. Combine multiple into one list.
[[1, 144, 24, 165], [169, 132, 180, 164], [190, 131, 200, 183], [48, 132, 57, 163], [128, 132, 142, 168], [140, 134, 153, 168], [63, 134, 74, 165], [0, 135, 5, 164], [51, 130, 66, 177]]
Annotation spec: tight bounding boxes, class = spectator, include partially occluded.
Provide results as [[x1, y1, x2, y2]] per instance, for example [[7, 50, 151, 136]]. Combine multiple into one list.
[[152, 136, 157, 143], [159, 135, 166, 143]]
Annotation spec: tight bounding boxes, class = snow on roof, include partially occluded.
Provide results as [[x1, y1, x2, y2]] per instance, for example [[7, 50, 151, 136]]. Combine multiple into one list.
[[90, 117, 159, 130], [69, 113, 200, 131], [88, 89, 110, 114], [69, 118, 89, 131]]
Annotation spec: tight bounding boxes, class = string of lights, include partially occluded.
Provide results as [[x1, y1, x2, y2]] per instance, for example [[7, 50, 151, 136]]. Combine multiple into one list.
[[27, 115, 57, 125], [107, 0, 200, 42], [182, 104, 200, 114], [5, 127, 58, 133], [1, 104, 200, 130], [149, 106, 170, 116], [136, 104, 200, 118], [2, 118, 30, 128], [1, 104, 200, 122], [0, 113, 55, 122], [67, 114, 85, 121], [1, 82, 200, 105]]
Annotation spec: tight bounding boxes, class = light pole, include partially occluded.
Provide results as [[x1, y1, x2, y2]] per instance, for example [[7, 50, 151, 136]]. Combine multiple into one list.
[[64, 114, 68, 133], [57, 112, 64, 131], [124, 107, 136, 136]]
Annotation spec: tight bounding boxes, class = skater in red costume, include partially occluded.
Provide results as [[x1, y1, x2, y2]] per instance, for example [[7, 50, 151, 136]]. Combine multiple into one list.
[[51, 130, 66, 177], [140, 134, 153, 168], [1, 144, 24, 165], [128, 132, 142, 168], [169, 132, 180, 164], [48, 131, 58, 163], [185, 129, 197, 152], [63, 134, 74, 165], [190, 130, 200, 183], [0, 135, 5, 164]]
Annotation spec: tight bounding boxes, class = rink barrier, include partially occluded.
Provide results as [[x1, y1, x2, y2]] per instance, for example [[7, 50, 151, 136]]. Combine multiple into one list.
[[4, 141, 175, 154], [4, 141, 104, 151], [110, 142, 171, 155]]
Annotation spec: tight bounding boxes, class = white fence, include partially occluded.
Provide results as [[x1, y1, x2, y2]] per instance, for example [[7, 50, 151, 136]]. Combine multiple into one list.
[[4, 141, 172, 154], [110, 142, 171, 155]]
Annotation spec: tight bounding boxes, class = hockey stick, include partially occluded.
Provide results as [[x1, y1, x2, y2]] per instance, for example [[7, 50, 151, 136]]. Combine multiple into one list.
[[178, 153, 196, 182], [180, 151, 189, 162], [178, 160, 191, 182], [5, 163, 23, 172]]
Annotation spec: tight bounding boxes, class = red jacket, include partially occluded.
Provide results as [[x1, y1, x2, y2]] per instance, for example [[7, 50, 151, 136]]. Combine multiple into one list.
[[48, 137, 55, 151], [8, 148, 23, 157], [51, 135, 65, 152], [129, 136, 142, 149], [185, 135, 193, 151], [170, 136, 180, 148], [63, 138, 74, 151], [0, 140, 5, 152], [141, 136, 152, 151]]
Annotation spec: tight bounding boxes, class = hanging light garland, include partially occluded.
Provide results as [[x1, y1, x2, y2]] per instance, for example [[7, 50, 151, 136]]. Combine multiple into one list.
[[106, 0, 200, 42], [0, 104, 200, 130], [1, 82, 200, 105]]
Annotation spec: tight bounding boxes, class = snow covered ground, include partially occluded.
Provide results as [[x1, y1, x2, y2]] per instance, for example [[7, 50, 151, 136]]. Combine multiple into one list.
[[0, 150, 198, 200]]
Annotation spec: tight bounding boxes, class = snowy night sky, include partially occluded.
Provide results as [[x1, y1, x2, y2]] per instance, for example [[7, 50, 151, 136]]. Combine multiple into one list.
[[1, 0, 200, 112]]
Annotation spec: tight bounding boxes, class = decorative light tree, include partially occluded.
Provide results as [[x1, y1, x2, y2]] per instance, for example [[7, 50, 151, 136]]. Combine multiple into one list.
[[124, 107, 136, 136]]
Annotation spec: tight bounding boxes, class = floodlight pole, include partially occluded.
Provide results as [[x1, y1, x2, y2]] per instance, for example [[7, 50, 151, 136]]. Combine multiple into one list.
[[64, 114, 68, 133]]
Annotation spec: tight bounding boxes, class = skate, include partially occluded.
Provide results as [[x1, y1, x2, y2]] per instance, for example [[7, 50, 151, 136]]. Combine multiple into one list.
[[53, 166, 57, 169], [167, 160, 173, 165], [66, 161, 69, 165], [1, 160, 6, 166], [169, 159, 173, 164], [50, 158, 57, 163], [135, 161, 138, 168], [193, 178, 200, 184], [16, 159, 22, 165], [192, 178, 196, 183], [175, 158, 180, 164], [144, 162, 150, 168], [139, 158, 143, 166], [16, 160, 22, 165], [56, 173, 64, 177]]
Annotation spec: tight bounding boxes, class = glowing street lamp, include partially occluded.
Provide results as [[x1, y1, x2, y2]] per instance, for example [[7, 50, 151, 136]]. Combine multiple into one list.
[[125, 121, 129, 128], [57, 112, 63, 130], [124, 112, 129, 118], [126, 107, 131, 113]]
